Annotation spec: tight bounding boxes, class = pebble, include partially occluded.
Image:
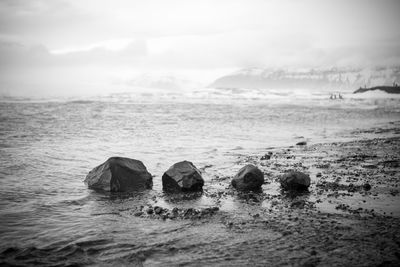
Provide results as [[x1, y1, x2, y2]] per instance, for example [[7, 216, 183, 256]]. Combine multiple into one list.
[[363, 183, 372, 191], [154, 207, 163, 214], [146, 208, 153, 215], [134, 211, 144, 217], [296, 141, 307, 146], [261, 154, 271, 160]]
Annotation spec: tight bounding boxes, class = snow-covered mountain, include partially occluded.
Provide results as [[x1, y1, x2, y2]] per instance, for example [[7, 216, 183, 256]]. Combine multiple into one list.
[[209, 67, 400, 91], [126, 74, 204, 91]]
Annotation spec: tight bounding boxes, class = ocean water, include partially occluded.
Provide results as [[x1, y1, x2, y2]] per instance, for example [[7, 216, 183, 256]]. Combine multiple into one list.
[[0, 90, 399, 266]]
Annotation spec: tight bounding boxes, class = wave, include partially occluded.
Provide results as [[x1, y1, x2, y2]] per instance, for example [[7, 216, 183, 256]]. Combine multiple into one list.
[[2, 87, 400, 111]]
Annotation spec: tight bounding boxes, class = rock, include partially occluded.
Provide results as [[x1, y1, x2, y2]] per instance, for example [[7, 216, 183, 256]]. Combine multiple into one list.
[[279, 171, 310, 191], [154, 206, 163, 214], [84, 157, 152, 192], [184, 208, 195, 217], [296, 141, 307, 146], [134, 211, 144, 217], [146, 208, 153, 215], [172, 207, 179, 214], [261, 154, 271, 160], [231, 164, 264, 191], [353, 85, 400, 94], [363, 183, 371, 191], [162, 161, 204, 192], [167, 212, 176, 219]]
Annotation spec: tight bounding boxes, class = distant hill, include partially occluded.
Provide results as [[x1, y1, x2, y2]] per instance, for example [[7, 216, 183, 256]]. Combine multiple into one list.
[[125, 74, 203, 91], [353, 86, 400, 94], [209, 67, 400, 91]]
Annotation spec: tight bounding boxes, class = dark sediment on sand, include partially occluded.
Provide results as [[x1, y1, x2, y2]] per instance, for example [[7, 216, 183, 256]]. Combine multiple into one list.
[[2, 134, 400, 266]]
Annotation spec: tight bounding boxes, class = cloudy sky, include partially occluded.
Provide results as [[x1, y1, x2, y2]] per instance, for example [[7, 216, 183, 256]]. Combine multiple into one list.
[[1, 0, 400, 97]]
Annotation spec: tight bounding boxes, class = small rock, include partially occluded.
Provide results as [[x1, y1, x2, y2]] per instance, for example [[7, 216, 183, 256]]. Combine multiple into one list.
[[162, 161, 204, 192], [184, 208, 194, 217], [363, 183, 371, 191], [296, 141, 307, 146], [261, 154, 271, 160], [134, 211, 144, 217], [172, 207, 179, 213], [167, 212, 176, 219], [154, 206, 163, 214], [211, 206, 219, 212], [146, 208, 154, 215], [231, 164, 264, 191], [280, 171, 310, 191]]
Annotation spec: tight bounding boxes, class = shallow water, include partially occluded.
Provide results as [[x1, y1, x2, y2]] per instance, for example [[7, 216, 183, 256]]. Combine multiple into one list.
[[1, 94, 399, 265]]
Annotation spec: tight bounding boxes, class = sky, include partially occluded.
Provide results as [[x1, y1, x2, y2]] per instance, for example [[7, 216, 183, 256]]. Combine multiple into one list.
[[0, 0, 400, 97]]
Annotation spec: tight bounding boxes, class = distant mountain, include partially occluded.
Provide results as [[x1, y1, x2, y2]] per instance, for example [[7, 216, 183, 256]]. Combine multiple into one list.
[[354, 85, 400, 94], [126, 74, 203, 91], [209, 67, 400, 91]]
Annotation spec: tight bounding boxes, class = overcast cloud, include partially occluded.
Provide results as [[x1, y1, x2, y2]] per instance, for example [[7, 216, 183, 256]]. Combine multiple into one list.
[[1, 0, 399, 97]]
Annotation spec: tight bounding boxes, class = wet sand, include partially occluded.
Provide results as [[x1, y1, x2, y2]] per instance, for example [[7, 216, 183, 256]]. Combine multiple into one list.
[[117, 135, 400, 266]]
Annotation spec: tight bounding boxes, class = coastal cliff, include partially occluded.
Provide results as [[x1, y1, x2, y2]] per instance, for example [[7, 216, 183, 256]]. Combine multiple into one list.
[[353, 86, 400, 94]]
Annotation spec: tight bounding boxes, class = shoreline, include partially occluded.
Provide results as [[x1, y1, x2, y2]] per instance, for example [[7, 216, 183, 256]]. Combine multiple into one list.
[[1, 131, 400, 266], [129, 133, 400, 265], [102, 134, 400, 265]]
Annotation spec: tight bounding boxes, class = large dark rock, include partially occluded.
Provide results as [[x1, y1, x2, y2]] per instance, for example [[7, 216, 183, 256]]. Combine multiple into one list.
[[296, 141, 307, 146], [84, 157, 152, 192], [162, 161, 204, 192], [353, 85, 400, 94], [280, 171, 310, 191], [231, 164, 264, 191]]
